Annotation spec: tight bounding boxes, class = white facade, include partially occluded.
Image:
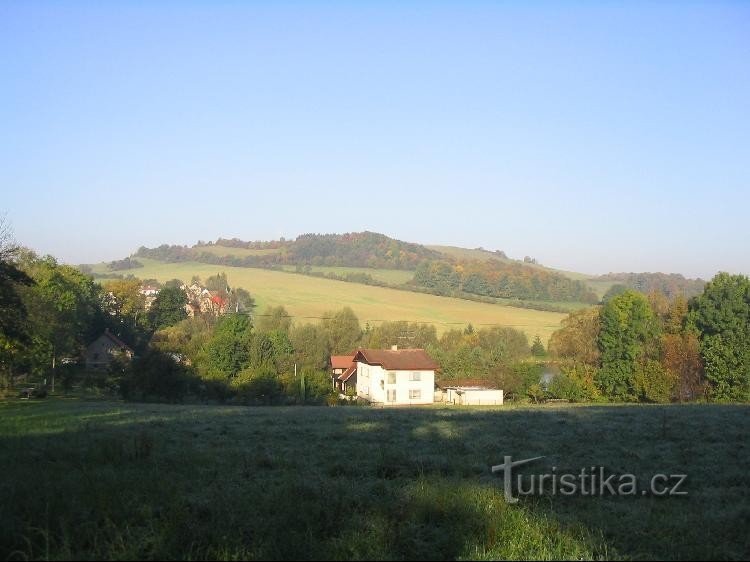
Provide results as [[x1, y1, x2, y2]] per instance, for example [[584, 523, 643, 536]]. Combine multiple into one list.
[[445, 387, 504, 406], [356, 362, 435, 405]]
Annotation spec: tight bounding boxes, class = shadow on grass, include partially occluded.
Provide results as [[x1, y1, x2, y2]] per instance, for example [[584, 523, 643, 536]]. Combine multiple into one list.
[[0, 399, 748, 560]]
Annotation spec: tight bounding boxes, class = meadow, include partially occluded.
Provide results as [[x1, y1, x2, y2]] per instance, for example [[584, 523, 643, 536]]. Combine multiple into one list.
[[1, 398, 747, 560], [93, 259, 567, 341]]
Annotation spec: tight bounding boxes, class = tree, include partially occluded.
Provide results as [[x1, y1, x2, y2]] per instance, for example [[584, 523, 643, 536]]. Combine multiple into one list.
[[0, 222, 34, 389], [688, 273, 750, 401], [548, 307, 601, 366], [321, 307, 362, 354], [530, 335, 546, 357], [203, 314, 252, 377], [289, 323, 328, 370], [148, 286, 187, 330], [634, 359, 676, 403], [661, 332, 704, 401], [596, 290, 659, 401], [602, 284, 629, 303], [101, 278, 146, 328], [257, 305, 292, 333]]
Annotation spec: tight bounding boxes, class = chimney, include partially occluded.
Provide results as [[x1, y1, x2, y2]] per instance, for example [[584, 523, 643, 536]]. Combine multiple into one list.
[[391, 345, 398, 351]]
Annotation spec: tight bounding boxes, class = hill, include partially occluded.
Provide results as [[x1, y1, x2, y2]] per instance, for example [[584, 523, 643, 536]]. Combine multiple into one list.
[[90, 258, 567, 342]]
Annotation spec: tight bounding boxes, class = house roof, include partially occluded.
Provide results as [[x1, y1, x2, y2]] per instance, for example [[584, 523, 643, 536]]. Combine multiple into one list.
[[338, 364, 357, 382], [331, 354, 355, 370], [354, 348, 439, 371], [95, 330, 133, 353]]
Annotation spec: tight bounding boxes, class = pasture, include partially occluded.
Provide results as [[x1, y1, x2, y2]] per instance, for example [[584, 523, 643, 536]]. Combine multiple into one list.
[[1, 399, 747, 560]]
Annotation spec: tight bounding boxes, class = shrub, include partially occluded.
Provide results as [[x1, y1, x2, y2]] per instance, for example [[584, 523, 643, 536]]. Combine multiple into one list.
[[120, 350, 197, 402]]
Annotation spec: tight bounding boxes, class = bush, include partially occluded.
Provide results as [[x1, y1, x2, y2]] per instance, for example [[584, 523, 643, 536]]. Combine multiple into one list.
[[634, 359, 677, 403], [232, 366, 283, 405], [548, 364, 601, 402], [120, 350, 197, 402]]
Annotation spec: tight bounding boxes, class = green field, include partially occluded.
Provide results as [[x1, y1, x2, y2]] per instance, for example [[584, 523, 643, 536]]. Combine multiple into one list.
[[93, 259, 567, 341], [279, 265, 415, 285], [1, 398, 748, 560], [192, 245, 283, 258]]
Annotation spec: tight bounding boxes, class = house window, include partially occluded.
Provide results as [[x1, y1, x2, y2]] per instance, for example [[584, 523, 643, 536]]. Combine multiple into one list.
[[387, 389, 397, 402], [409, 371, 422, 381], [409, 389, 421, 400], [387, 371, 396, 384]]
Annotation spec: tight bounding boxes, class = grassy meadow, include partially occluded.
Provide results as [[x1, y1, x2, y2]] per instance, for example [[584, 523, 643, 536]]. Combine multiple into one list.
[[1, 398, 748, 560], [93, 259, 567, 341]]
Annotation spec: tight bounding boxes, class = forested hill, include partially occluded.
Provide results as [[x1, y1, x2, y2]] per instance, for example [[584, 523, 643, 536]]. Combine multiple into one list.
[[596, 272, 706, 299], [135, 231, 441, 270], [129, 232, 702, 304]]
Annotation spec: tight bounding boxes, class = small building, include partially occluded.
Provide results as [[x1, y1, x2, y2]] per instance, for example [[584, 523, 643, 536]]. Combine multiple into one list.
[[437, 379, 504, 406], [330, 354, 356, 394], [85, 330, 134, 370], [354, 346, 438, 406]]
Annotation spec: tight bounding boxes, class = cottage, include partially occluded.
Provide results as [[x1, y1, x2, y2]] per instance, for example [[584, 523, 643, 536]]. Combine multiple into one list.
[[330, 354, 356, 395], [85, 330, 133, 370], [354, 346, 438, 405]]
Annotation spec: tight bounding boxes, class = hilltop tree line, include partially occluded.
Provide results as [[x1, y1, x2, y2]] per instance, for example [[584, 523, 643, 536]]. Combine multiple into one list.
[[412, 259, 599, 303], [597, 272, 705, 299], [131, 232, 707, 307], [135, 231, 440, 270], [548, 273, 750, 402]]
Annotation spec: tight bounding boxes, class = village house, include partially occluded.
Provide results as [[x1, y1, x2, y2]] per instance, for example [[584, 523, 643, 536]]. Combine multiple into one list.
[[354, 346, 439, 406], [85, 329, 134, 370], [330, 354, 356, 395]]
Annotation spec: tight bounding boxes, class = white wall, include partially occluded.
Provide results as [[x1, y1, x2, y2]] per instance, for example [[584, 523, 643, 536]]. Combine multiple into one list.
[[356, 362, 434, 405], [446, 388, 504, 406]]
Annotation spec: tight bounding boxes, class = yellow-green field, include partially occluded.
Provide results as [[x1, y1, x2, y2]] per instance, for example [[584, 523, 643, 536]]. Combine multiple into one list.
[[193, 245, 283, 257], [279, 265, 415, 285], [95, 259, 566, 341]]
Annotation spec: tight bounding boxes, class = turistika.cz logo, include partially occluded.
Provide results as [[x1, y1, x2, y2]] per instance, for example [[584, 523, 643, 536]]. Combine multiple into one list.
[[491, 456, 687, 503]]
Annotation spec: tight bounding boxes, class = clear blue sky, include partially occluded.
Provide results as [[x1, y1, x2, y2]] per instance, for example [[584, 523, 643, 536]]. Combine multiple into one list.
[[1, 1, 748, 279]]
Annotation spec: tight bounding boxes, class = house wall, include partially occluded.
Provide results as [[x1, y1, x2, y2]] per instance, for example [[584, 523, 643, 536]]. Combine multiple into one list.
[[446, 388, 504, 406], [85, 336, 131, 370], [356, 363, 434, 405]]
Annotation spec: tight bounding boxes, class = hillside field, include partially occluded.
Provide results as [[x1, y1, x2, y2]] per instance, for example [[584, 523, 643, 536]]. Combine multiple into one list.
[[1, 398, 748, 560], [93, 259, 567, 341]]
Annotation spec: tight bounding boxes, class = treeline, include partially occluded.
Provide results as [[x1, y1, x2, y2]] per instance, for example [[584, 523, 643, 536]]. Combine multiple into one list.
[[144, 308, 544, 403], [135, 232, 441, 270], [107, 257, 143, 271], [596, 272, 705, 299], [547, 273, 750, 402], [412, 259, 599, 303]]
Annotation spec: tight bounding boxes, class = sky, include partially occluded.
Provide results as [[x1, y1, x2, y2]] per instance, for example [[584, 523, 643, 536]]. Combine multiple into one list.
[[1, 1, 748, 279]]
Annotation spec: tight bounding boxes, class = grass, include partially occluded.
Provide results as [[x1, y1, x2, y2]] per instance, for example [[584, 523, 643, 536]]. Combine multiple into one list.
[[1, 398, 748, 560], [192, 245, 283, 258], [279, 265, 415, 285], [91, 259, 567, 341]]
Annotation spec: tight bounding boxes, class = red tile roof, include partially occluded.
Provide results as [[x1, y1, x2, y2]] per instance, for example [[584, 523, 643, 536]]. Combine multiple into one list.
[[338, 364, 357, 382], [354, 348, 439, 371], [331, 354, 355, 370]]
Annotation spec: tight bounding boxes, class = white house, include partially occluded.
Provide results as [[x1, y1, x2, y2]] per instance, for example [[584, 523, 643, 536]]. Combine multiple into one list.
[[354, 347, 439, 406]]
